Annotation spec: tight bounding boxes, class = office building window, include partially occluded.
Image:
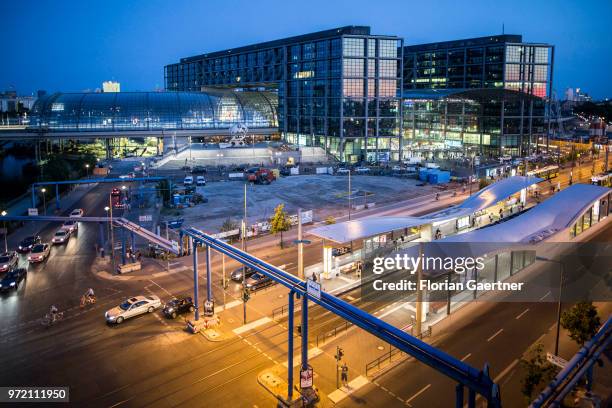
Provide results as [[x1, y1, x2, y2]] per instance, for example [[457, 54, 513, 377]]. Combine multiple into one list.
[[379, 40, 398, 58], [343, 58, 365, 77], [343, 38, 365, 57]]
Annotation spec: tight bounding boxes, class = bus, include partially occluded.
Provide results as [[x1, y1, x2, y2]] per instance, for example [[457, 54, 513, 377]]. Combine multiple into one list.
[[591, 172, 612, 187], [527, 165, 560, 180]]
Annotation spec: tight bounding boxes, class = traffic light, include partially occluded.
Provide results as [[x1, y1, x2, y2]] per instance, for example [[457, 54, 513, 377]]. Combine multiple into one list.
[[242, 288, 250, 302]]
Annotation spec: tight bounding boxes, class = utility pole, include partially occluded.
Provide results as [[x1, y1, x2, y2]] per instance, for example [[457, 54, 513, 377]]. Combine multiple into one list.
[[415, 242, 424, 336], [109, 194, 115, 274], [297, 208, 304, 279], [348, 170, 352, 221], [242, 183, 248, 324]]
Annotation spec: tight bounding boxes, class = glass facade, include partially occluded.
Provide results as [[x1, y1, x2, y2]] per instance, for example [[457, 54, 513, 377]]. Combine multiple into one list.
[[165, 26, 403, 162], [29, 91, 278, 132], [402, 35, 553, 158], [402, 88, 547, 158]]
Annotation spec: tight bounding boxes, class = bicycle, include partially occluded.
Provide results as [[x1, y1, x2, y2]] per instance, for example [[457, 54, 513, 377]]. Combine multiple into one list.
[[41, 312, 64, 327], [80, 295, 97, 308]]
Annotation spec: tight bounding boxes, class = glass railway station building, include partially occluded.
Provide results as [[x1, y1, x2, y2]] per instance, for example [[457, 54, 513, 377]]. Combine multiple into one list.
[[6, 26, 553, 163], [166, 27, 554, 162]]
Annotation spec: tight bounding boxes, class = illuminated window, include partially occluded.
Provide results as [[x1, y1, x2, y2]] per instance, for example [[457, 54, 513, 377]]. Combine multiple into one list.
[[343, 38, 365, 57], [343, 79, 364, 97], [379, 40, 398, 58], [343, 58, 364, 77]]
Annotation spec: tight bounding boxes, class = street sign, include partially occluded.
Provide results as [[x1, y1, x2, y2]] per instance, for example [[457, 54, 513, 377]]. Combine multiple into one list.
[[300, 367, 313, 388], [546, 352, 568, 369], [28, 208, 38, 216], [306, 279, 321, 300], [138, 214, 152, 222]]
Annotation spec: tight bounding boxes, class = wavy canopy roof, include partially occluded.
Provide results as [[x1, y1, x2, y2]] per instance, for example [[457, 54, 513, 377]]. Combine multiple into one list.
[[28, 90, 278, 132]]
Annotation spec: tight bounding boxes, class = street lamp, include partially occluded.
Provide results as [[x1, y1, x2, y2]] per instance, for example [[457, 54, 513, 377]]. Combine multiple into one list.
[[1, 210, 7, 252], [85, 163, 90, 177], [536, 256, 564, 356], [41, 188, 47, 215]]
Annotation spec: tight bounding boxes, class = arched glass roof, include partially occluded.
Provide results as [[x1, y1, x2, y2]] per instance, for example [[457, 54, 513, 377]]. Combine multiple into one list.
[[28, 90, 278, 132]]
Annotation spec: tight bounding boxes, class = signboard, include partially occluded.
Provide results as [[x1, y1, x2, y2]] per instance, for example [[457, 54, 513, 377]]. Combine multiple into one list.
[[28, 208, 38, 216], [300, 367, 313, 388], [306, 279, 321, 300], [546, 353, 568, 369], [139, 215, 152, 222]]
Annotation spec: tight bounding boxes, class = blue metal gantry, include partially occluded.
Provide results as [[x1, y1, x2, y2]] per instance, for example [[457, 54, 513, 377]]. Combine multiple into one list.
[[181, 226, 501, 407], [30, 176, 169, 210]]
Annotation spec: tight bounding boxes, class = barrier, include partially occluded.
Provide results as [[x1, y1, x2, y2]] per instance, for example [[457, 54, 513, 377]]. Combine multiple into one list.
[[117, 262, 142, 274]]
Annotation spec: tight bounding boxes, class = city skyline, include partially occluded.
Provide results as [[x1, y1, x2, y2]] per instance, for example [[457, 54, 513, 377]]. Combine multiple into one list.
[[1, 0, 611, 99]]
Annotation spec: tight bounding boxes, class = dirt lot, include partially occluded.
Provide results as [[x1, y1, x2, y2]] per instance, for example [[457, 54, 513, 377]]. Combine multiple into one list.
[[165, 174, 439, 232]]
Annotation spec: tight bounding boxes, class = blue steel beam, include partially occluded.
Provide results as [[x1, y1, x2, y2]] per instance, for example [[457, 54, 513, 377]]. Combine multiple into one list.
[[181, 227, 499, 404], [31, 176, 167, 187]]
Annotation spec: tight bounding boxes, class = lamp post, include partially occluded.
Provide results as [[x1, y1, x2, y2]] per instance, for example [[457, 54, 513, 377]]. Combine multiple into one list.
[[348, 169, 352, 221], [41, 188, 47, 215], [1, 210, 7, 252], [108, 194, 115, 273], [85, 163, 90, 178], [536, 256, 564, 356]]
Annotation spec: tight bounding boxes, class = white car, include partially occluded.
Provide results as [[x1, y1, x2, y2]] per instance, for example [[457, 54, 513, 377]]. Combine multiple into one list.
[[355, 167, 370, 173], [28, 243, 51, 263], [51, 229, 71, 244], [196, 176, 206, 186], [105, 295, 162, 324], [62, 220, 78, 233], [184, 176, 194, 186], [336, 168, 350, 175], [69, 208, 84, 217]]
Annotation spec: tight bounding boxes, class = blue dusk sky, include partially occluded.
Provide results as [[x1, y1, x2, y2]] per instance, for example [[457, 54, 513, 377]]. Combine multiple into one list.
[[1, 0, 610, 98]]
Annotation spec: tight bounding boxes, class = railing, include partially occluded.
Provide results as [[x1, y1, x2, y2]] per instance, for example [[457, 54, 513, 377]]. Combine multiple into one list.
[[365, 326, 432, 377], [315, 320, 353, 347]]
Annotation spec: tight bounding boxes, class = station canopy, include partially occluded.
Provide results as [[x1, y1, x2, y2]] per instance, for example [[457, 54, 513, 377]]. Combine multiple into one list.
[[308, 176, 542, 244]]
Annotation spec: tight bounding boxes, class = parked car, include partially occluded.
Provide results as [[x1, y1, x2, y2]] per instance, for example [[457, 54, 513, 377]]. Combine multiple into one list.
[[332, 246, 351, 257], [196, 176, 206, 186], [336, 168, 350, 175], [355, 167, 371, 173], [62, 220, 78, 233], [244, 272, 274, 291], [27, 243, 51, 263], [0, 268, 27, 292], [105, 295, 162, 324], [69, 208, 84, 217], [51, 229, 71, 245], [17, 235, 41, 253], [191, 166, 207, 174], [183, 176, 194, 186], [162, 297, 195, 319], [0, 251, 18, 273], [230, 266, 256, 282], [111, 188, 121, 197]]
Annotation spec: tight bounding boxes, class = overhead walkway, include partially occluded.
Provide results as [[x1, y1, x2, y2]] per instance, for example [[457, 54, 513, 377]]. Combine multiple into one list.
[[1, 215, 178, 254]]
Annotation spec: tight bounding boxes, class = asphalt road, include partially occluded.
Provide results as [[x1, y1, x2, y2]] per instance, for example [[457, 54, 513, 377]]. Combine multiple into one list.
[[0, 159, 607, 407]]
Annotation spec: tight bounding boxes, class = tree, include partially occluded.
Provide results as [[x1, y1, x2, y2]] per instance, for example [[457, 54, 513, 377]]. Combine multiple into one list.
[[270, 204, 290, 248], [43, 155, 71, 181], [220, 217, 238, 232], [478, 178, 490, 190], [325, 215, 336, 225], [520, 343, 557, 403], [561, 302, 601, 346]]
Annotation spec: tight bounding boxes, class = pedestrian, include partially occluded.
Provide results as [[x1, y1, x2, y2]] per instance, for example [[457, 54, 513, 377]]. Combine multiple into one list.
[[136, 250, 142, 262], [341, 363, 349, 387]]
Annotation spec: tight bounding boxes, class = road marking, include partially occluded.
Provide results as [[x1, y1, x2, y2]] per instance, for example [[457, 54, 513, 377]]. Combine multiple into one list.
[[539, 291, 551, 301], [282, 347, 323, 367], [487, 328, 504, 342], [327, 376, 369, 404], [233, 316, 272, 334], [515, 308, 530, 320], [219, 299, 242, 311], [461, 353, 472, 362], [405, 384, 431, 406], [148, 279, 174, 297], [494, 359, 519, 382]]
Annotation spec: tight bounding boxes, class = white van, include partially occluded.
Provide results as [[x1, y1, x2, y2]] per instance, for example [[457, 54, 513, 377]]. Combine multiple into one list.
[[183, 176, 194, 186], [196, 176, 206, 186]]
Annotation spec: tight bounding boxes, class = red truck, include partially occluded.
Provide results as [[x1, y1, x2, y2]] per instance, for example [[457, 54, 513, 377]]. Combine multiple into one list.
[[246, 167, 276, 185]]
